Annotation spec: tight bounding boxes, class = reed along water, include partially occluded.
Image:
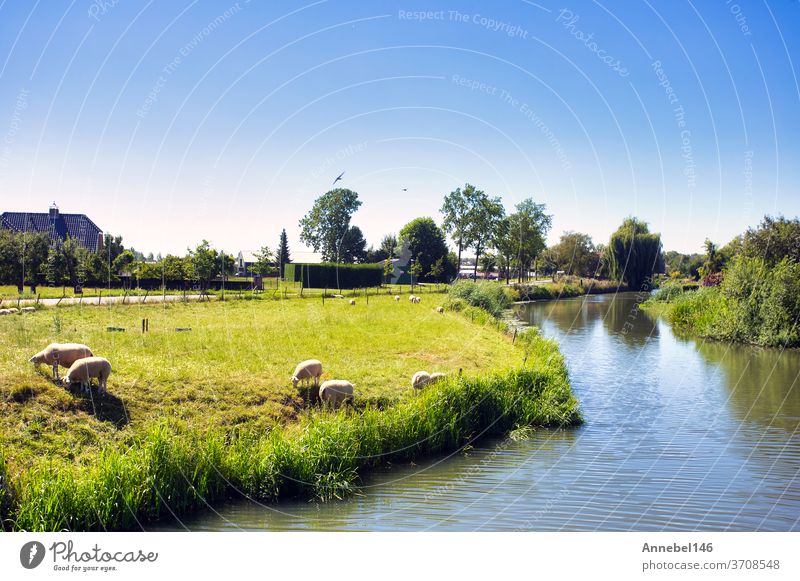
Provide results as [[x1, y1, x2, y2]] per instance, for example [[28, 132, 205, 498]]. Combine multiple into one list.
[[153, 292, 800, 531]]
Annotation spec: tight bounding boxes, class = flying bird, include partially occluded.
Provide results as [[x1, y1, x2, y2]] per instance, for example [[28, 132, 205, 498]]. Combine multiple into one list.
[[401, 188, 408, 191], [332, 171, 345, 185]]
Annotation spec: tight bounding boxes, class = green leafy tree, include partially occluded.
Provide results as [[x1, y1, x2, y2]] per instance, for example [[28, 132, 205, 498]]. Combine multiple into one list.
[[495, 199, 552, 282], [606, 217, 663, 290], [399, 217, 450, 282], [380, 233, 397, 259], [479, 253, 497, 277], [0, 230, 50, 292], [441, 183, 478, 271], [383, 258, 394, 282], [466, 193, 505, 280], [741, 215, 800, 266], [548, 231, 597, 277], [299, 188, 362, 262], [189, 240, 219, 290], [251, 246, 276, 277], [338, 225, 368, 263], [112, 250, 135, 275], [277, 229, 291, 277]]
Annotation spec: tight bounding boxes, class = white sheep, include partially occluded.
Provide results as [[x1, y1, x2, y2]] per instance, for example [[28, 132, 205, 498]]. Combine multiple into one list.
[[21, 307, 36, 313], [29, 343, 94, 380], [349, 299, 356, 305], [319, 379, 354, 408], [394, 295, 400, 302], [428, 372, 447, 385], [408, 295, 416, 302], [435, 306, 444, 314], [0, 309, 10, 316], [62, 356, 112, 394], [411, 370, 431, 389], [7, 307, 19, 313], [291, 359, 323, 388], [332, 294, 344, 299]]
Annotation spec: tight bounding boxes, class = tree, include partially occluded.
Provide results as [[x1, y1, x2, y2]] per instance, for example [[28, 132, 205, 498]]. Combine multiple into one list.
[[383, 258, 394, 282], [606, 217, 663, 290], [548, 231, 597, 277], [46, 238, 80, 291], [479, 252, 497, 278], [399, 217, 450, 282], [0, 230, 50, 293], [299, 188, 362, 262], [112, 250, 135, 275], [338, 225, 368, 263], [741, 215, 800, 266], [466, 193, 505, 280], [380, 234, 397, 259], [277, 229, 291, 277], [441, 184, 479, 272], [250, 246, 275, 277], [495, 199, 552, 282], [189, 240, 219, 289]]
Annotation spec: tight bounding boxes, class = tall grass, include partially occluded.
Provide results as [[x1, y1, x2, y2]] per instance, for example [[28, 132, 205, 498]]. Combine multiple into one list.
[[447, 280, 512, 317], [0, 453, 13, 531], [10, 359, 580, 531], [643, 255, 800, 347]]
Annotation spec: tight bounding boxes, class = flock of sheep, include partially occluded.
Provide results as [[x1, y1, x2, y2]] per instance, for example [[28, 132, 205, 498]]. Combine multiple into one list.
[[18, 293, 449, 407], [29, 343, 112, 394], [0, 306, 36, 315], [291, 358, 449, 408]]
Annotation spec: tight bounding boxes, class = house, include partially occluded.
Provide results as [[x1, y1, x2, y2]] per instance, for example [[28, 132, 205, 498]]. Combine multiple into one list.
[[235, 251, 259, 276], [0, 203, 103, 252]]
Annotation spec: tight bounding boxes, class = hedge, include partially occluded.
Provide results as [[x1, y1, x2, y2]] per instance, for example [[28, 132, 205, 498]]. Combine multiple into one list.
[[284, 263, 383, 289]]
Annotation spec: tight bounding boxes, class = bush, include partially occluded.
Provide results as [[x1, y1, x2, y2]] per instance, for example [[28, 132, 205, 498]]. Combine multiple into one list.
[[284, 263, 383, 289], [652, 279, 684, 301], [649, 255, 800, 347], [447, 281, 512, 317]]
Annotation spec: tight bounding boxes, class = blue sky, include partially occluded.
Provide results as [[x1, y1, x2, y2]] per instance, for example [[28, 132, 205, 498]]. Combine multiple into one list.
[[0, 0, 798, 256]]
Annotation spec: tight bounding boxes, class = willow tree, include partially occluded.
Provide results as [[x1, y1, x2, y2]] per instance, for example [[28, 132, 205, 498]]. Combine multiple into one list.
[[606, 217, 663, 289]]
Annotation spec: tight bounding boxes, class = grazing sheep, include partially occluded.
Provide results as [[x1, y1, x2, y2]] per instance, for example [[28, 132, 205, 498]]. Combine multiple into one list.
[[62, 356, 112, 394], [29, 343, 94, 380], [332, 294, 344, 299], [435, 306, 444, 314], [411, 370, 431, 390], [291, 359, 323, 388], [349, 299, 356, 306], [428, 372, 447, 385], [408, 295, 416, 302], [394, 295, 400, 302], [7, 307, 19, 313], [319, 380, 354, 408], [0, 309, 10, 316], [21, 307, 36, 313]]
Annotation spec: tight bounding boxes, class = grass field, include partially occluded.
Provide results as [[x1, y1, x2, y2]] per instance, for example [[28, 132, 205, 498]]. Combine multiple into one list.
[[0, 293, 580, 530], [1, 294, 523, 472]]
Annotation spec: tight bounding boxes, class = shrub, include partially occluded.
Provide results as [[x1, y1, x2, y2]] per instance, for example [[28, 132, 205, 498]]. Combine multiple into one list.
[[447, 281, 512, 317], [284, 263, 383, 289], [652, 279, 684, 301]]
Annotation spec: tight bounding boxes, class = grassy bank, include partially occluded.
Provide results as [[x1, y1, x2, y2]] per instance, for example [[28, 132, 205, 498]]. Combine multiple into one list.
[[642, 257, 800, 348], [0, 293, 579, 530], [508, 277, 624, 302]]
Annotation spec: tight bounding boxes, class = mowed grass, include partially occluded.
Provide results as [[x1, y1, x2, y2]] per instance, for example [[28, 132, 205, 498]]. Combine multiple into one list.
[[0, 294, 524, 474]]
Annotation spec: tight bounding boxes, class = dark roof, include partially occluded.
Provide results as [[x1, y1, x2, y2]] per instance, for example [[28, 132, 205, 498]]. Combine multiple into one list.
[[1, 210, 103, 252]]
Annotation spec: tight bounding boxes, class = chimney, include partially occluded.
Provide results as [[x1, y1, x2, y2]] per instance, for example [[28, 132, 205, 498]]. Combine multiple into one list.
[[49, 202, 59, 221]]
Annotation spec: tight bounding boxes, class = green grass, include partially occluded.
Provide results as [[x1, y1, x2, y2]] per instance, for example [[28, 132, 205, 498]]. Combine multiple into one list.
[[507, 277, 623, 302], [0, 293, 579, 531]]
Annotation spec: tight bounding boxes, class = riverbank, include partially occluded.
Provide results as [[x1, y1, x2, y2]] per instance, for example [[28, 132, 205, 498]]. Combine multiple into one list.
[[0, 295, 580, 531], [641, 259, 800, 348], [509, 277, 625, 303]]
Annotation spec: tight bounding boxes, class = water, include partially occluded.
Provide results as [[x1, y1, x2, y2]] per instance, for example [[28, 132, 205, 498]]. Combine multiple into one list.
[[154, 293, 800, 531]]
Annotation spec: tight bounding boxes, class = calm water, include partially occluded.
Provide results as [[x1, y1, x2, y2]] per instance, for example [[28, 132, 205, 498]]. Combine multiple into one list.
[[155, 293, 800, 531]]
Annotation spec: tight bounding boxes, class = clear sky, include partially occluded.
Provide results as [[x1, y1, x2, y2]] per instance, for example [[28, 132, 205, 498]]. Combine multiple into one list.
[[1, 0, 798, 256]]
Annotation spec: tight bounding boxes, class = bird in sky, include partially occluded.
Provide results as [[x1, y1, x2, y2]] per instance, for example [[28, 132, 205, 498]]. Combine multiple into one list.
[[332, 172, 345, 185], [401, 188, 408, 191]]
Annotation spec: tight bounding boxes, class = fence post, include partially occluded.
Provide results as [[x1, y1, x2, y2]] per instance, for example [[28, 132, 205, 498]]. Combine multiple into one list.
[[36, 293, 40, 305], [98, 291, 102, 305]]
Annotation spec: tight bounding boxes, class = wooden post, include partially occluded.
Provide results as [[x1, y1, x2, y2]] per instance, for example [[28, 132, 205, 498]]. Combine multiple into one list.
[[142, 319, 146, 333], [36, 293, 40, 305], [98, 291, 102, 305], [512, 328, 517, 344]]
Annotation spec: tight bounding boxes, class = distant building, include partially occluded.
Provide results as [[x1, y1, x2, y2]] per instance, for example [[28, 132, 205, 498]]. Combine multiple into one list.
[[0, 203, 103, 252], [235, 251, 259, 276]]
